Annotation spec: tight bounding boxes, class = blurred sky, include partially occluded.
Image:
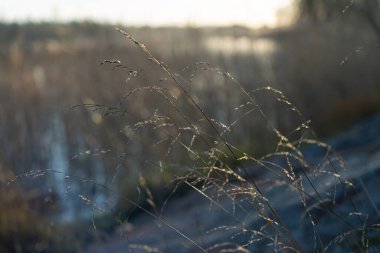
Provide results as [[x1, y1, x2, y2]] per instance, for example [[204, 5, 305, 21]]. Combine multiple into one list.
[[0, 0, 293, 27]]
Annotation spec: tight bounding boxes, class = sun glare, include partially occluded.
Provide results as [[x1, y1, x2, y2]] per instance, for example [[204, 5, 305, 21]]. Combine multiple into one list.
[[0, 0, 292, 27]]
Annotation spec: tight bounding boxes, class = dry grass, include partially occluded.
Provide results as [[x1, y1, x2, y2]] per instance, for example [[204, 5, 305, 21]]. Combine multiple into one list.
[[2, 22, 380, 252], [74, 28, 380, 252]]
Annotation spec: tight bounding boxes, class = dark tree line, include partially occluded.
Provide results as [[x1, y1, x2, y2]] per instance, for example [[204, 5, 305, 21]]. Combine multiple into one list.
[[297, 0, 380, 40]]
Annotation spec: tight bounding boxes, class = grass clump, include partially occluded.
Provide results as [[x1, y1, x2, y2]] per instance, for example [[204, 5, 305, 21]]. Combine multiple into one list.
[[75, 28, 380, 252], [4, 25, 379, 252]]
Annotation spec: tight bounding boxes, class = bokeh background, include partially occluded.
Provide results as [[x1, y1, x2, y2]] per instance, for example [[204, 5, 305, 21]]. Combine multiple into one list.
[[1, 1, 380, 252]]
